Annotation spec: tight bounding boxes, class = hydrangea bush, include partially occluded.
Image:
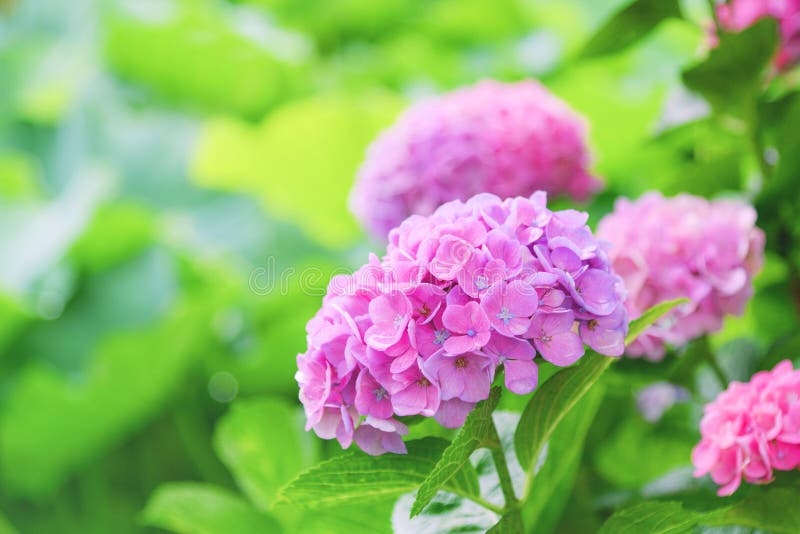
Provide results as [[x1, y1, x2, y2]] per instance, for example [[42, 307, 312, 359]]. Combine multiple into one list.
[[298, 192, 627, 455], [693, 360, 800, 495], [597, 192, 765, 360], [349, 80, 602, 238]]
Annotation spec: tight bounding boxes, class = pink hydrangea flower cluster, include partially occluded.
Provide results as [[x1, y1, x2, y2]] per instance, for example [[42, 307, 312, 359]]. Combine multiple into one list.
[[711, 0, 800, 71], [692, 360, 800, 496], [349, 80, 602, 238], [297, 192, 627, 455], [597, 192, 765, 361]]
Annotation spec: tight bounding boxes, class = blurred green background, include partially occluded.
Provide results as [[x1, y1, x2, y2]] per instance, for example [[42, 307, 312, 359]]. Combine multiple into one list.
[[1, 0, 798, 532]]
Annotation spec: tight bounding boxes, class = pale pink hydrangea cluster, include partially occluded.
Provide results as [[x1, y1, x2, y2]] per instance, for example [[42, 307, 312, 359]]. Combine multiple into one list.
[[597, 192, 765, 361], [693, 360, 800, 495], [712, 0, 800, 71], [349, 80, 602, 238], [297, 192, 627, 455]]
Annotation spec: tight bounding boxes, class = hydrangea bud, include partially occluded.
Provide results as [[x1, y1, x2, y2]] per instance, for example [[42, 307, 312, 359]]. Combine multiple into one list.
[[597, 192, 765, 361], [297, 192, 627, 455], [349, 80, 602, 238], [692, 360, 800, 496]]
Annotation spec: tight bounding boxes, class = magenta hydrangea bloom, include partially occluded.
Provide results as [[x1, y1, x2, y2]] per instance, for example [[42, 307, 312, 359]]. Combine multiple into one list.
[[349, 80, 602, 238], [710, 0, 800, 71], [296, 192, 627, 455], [692, 360, 800, 496], [597, 192, 765, 361]]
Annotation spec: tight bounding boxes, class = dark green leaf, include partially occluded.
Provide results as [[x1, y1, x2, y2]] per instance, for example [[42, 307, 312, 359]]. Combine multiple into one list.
[[277, 437, 479, 509], [704, 488, 800, 533], [410, 387, 501, 517], [580, 0, 681, 59], [682, 18, 779, 114], [626, 298, 689, 346], [141, 482, 283, 534], [600, 501, 700, 534]]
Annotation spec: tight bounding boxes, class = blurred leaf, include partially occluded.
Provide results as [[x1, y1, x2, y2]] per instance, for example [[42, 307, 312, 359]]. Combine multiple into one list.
[[142, 482, 282, 534], [0, 298, 202, 497], [277, 437, 479, 509], [68, 203, 155, 273], [0, 151, 39, 200], [192, 92, 404, 247], [594, 409, 695, 489], [580, 0, 681, 59], [627, 298, 689, 345], [521, 384, 605, 532], [410, 387, 500, 517], [419, 0, 529, 45], [514, 352, 613, 471], [600, 501, 700, 534], [213, 397, 317, 510], [682, 18, 778, 114], [104, 3, 304, 117], [0, 511, 17, 534]]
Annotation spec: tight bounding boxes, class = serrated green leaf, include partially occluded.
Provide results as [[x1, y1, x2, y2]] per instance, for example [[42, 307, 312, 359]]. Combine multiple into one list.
[[277, 437, 479, 509], [626, 298, 689, 345], [580, 0, 681, 59], [514, 352, 612, 472], [704, 488, 800, 533], [410, 387, 501, 517], [682, 18, 778, 114], [600, 501, 700, 534], [142, 482, 282, 534], [213, 397, 317, 510]]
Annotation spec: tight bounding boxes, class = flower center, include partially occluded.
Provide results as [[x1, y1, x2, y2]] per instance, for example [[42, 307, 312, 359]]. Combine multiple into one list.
[[454, 357, 467, 369], [433, 329, 450, 345], [418, 303, 431, 317], [393, 314, 405, 328], [467, 329, 476, 337], [373, 387, 387, 401], [475, 275, 489, 290], [418, 378, 430, 387], [540, 334, 552, 343], [496, 306, 514, 325], [587, 319, 598, 331]]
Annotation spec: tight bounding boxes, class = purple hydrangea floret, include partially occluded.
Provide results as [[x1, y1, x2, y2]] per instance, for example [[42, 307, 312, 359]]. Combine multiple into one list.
[[349, 80, 602, 238], [297, 192, 627, 455]]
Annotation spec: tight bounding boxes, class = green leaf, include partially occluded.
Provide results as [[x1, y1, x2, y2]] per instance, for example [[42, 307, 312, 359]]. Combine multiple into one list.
[[277, 437, 479, 509], [682, 18, 779, 114], [600, 501, 700, 534], [520, 384, 605, 531], [514, 352, 612, 471], [142, 482, 282, 534], [626, 298, 689, 346], [0, 511, 17, 534], [213, 397, 318, 510], [580, 0, 681, 59], [410, 387, 501, 517], [602, 488, 800, 534], [191, 93, 404, 247], [704, 488, 800, 533]]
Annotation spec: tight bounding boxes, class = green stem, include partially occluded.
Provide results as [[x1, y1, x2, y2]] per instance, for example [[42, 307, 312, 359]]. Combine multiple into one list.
[[466, 495, 505, 515], [488, 422, 519, 512], [706, 351, 729, 389]]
